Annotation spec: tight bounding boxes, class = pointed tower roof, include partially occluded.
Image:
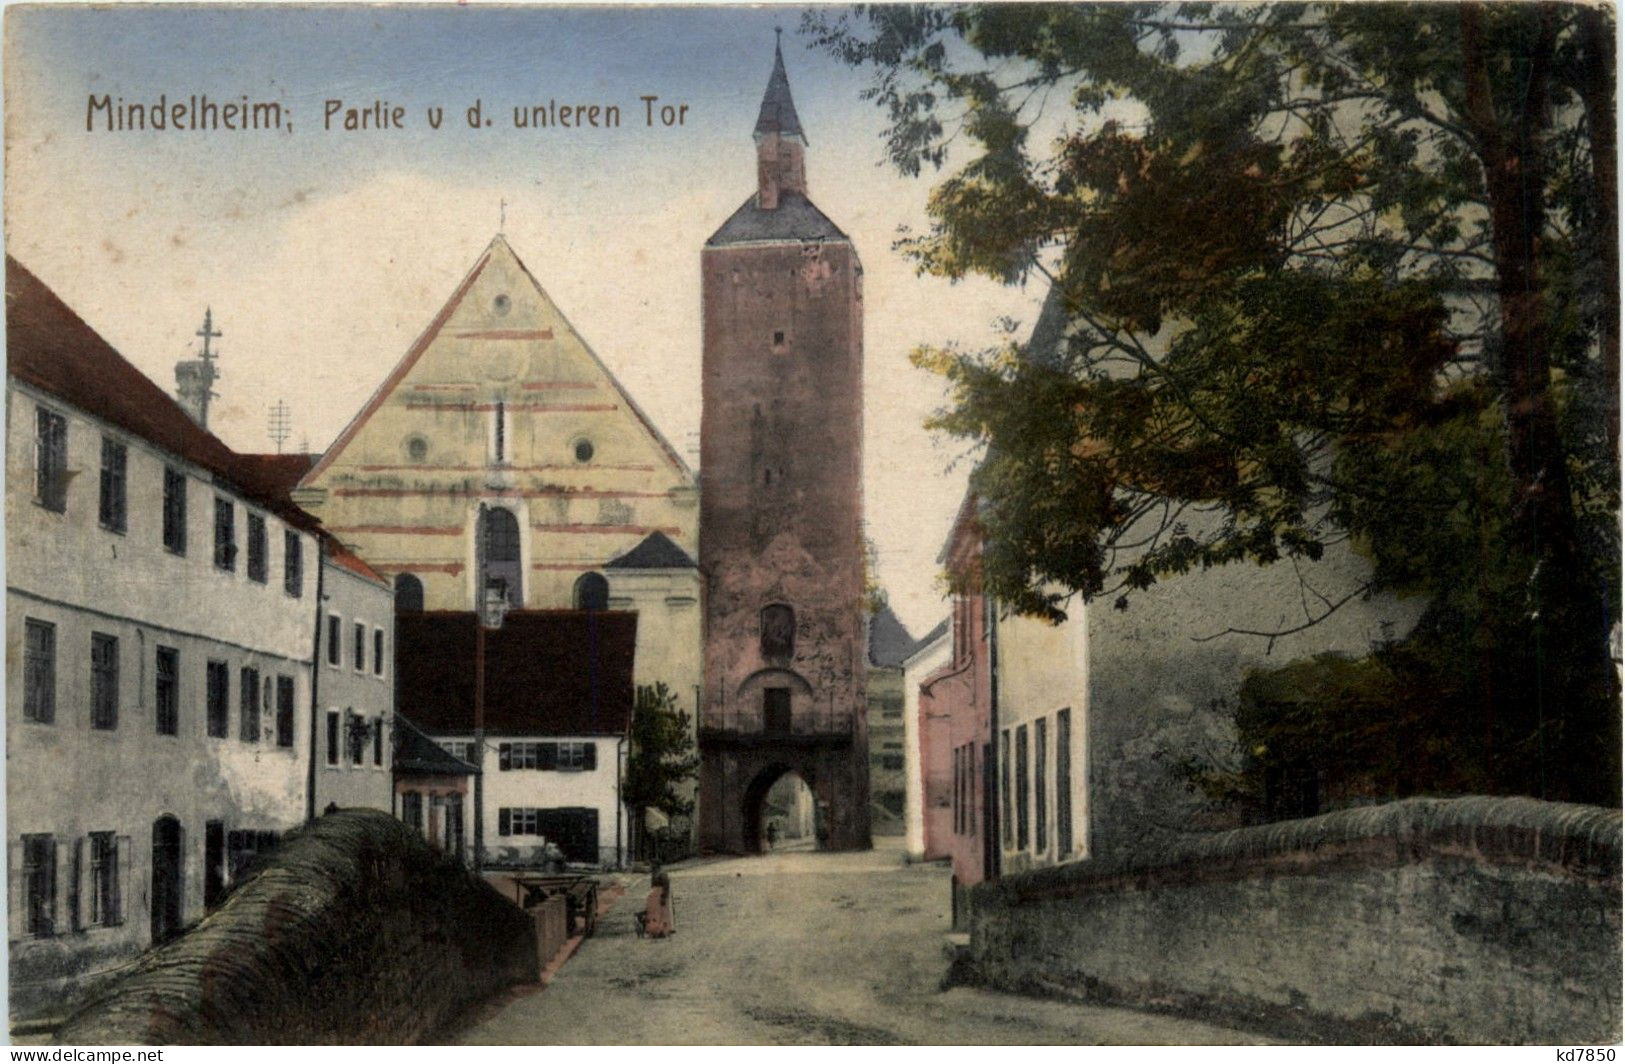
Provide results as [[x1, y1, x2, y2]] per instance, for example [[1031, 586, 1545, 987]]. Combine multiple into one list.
[[753, 36, 805, 142]]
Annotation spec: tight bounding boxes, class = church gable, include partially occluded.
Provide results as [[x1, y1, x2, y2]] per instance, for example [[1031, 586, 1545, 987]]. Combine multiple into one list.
[[304, 236, 690, 484], [297, 236, 697, 611]]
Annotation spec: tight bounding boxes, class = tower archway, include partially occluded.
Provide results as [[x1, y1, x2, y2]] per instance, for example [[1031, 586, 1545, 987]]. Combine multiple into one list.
[[742, 763, 822, 854]]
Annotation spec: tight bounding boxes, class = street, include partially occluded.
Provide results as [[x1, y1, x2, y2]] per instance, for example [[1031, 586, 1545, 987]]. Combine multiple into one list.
[[456, 842, 1277, 1045]]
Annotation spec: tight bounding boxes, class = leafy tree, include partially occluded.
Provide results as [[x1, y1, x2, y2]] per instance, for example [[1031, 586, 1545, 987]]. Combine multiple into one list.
[[622, 683, 700, 824], [810, 3, 1619, 803]]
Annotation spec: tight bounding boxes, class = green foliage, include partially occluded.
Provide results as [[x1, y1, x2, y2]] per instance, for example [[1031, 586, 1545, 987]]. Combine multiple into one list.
[[813, 3, 1620, 803], [622, 683, 700, 820]]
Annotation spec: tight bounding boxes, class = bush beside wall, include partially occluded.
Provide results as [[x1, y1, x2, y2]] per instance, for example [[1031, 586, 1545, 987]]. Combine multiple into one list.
[[968, 797, 1621, 1044], [55, 810, 538, 1045]]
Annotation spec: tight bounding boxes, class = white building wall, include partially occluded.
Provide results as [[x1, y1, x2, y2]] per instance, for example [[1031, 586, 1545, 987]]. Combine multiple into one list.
[[6, 382, 318, 1015], [435, 733, 629, 868], [901, 629, 949, 860], [312, 559, 395, 813]]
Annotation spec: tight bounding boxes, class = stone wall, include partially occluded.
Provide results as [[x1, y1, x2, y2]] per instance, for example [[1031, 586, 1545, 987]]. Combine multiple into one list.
[[55, 810, 537, 1045], [967, 797, 1621, 1044]]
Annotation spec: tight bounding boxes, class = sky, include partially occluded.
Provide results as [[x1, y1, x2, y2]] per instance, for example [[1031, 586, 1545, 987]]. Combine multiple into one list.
[[3, 4, 1052, 636]]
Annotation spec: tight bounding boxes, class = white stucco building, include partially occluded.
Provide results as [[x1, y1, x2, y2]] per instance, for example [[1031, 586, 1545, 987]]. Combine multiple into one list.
[[901, 619, 949, 861], [5, 258, 322, 1016]]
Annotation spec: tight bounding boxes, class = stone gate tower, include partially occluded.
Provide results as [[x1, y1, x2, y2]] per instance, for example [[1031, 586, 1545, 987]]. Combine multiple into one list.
[[698, 41, 870, 852]]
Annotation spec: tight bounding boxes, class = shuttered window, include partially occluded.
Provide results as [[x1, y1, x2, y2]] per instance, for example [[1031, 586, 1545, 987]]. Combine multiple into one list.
[[22, 834, 55, 936], [239, 667, 261, 742], [162, 467, 187, 554], [246, 513, 268, 583], [91, 633, 119, 730], [276, 676, 295, 748], [34, 408, 67, 512], [99, 437, 127, 532], [24, 619, 55, 724], [206, 660, 230, 738], [155, 646, 179, 735]]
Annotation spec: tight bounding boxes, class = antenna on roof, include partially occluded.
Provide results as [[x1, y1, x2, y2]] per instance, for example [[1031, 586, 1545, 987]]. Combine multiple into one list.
[[174, 308, 222, 428], [268, 400, 292, 454]]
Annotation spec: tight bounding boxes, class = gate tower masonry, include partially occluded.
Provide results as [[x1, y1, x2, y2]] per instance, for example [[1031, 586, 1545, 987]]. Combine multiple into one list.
[[698, 40, 870, 852]]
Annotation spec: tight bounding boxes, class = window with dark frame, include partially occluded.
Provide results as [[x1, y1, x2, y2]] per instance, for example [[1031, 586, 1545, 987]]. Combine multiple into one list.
[[373, 716, 383, 766], [91, 632, 118, 730], [327, 615, 341, 667], [206, 660, 229, 738], [373, 629, 384, 676], [763, 687, 791, 733], [24, 619, 56, 723], [326, 710, 340, 766], [494, 400, 506, 464], [353, 622, 365, 671], [246, 513, 267, 583], [760, 603, 795, 660], [163, 467, 187, 554], [349, 711, 365, 765], [155, 646, 179, 736], [99, 437, 127, 532], [284, 531, 303, 597], [1034, 718, 1048, 854], [401, 791, 423, 831], [239, 666, 260, 742], [89, 831, 121, 927], [34, 407, 67, 512], [1056, 708, 1073, 855], [1000, 729, 1013, 845], [22, 834, 56, 936], [276, 676, 295, 748], [214, 497, 236, 571], [497, 741, 594, 771], [1015, 725, 1030, 851]]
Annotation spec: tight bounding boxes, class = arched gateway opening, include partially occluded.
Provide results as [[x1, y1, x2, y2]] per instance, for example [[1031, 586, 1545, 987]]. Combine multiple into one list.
[[742, 765, 823, 853]]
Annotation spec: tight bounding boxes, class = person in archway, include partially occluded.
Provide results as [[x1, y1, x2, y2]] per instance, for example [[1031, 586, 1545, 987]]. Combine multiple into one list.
[[765, 820, 779, 850], [642, 861, 675, 939]]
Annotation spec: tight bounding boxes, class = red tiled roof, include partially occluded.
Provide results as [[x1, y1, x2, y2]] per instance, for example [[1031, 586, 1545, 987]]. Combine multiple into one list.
[[235, 452, 318, 497], [395, 610, 638, 737], [5, 257, 319, 531], [326, 540, 387, 586]]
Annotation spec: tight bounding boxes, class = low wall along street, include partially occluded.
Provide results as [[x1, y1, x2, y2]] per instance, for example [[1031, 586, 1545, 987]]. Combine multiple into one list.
[[54, 810, 538, 1045], [967, 796, 1621, 1044]]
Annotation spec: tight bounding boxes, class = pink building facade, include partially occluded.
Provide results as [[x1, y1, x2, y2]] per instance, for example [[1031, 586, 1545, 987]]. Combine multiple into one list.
[[918, 492, 998, 920]]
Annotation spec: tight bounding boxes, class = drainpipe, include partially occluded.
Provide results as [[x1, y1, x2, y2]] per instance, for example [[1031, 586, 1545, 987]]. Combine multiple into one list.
[[305, 543, 325, 822]]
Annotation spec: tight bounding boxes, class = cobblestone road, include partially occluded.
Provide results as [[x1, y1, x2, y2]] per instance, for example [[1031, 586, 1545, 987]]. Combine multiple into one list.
[[456, 841, 1277, 1045]]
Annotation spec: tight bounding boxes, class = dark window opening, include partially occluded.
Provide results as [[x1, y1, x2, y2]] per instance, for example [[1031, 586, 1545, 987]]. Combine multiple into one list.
[[204, 821, 225, 909], [1015, 725, 1030, 851], [239, 666, 260, 743], [494, 400, 506, 464], [284, 532, 303, 597], [89, 831, 121, 927], [206, 660, 229, 738], [35, 407, 67, 512], [214, 497, 236, 571], [326, 710, 340, 766], [23, 834, 56, 936], [764, 687, 792, 734], [394, 574, 424, 613], [163, 467, 187, 554], [155, 646, 179, 736], [99, 437, 127, 532], [91, 632, 119, 731], [760, 603, 795, 660], [24, 619, 56, 724], [246, 513, 268, 583], [574, 572, 608, 611], [275, 676, 295, 748], [326, 615, 341, 667], [1034, 718, 1048, 854], [479, 507, 522, 608], [373, 715, 384, 766], [1056, 708, 1073, 855], [574, 439, 594, 463], [373, 628, 385, 676], [353, 622, 366, 670], [150, 817, 182, 945]]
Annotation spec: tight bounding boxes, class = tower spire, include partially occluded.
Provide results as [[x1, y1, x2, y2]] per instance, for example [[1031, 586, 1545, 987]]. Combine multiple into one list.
[[754, 34, 807, 210]]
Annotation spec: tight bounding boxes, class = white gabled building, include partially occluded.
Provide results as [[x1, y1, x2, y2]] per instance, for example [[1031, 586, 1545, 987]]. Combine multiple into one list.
[[5, 258, 323, 1017]]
